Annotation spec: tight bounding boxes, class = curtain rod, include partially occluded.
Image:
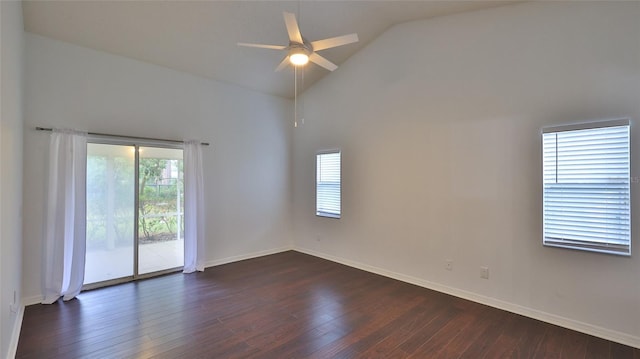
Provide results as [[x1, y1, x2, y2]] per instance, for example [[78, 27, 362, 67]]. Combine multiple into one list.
[[35, 127, 210, 146]]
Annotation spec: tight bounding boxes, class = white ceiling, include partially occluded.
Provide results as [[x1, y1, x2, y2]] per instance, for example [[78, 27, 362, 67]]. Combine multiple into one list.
[[23, 0, 517, 99]]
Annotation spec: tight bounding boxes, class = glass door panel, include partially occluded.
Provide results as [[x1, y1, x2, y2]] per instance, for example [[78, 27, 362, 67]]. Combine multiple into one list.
[[138, 147, 184, 274], [85, 144, 135, 285]]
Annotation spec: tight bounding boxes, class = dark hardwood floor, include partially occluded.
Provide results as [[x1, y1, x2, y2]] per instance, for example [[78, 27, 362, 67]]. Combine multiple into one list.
[[17, 251, 640, 358]]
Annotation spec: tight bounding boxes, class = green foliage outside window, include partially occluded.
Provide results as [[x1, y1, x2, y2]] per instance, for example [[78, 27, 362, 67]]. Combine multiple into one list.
[[86, 154, 184, 249]]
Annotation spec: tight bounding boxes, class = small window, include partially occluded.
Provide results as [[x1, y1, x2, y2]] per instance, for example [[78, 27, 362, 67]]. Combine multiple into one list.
[[542, 119, 630, 256], [316, 151, 341, 218]]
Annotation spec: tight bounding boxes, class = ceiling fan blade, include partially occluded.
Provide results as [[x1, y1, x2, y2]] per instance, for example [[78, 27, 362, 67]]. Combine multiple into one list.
[[283, 12, 303, 44], [275, 56, 290, 72], [237, 43, 287, 50], [309, 53, 338, 71], [311, 33, 359, 51]]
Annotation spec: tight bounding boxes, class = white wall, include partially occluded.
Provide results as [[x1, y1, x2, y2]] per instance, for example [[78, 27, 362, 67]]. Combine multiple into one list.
[[23, 33, 293, 302], [0, 1, 24, 357], [293, 1, 640, 347]]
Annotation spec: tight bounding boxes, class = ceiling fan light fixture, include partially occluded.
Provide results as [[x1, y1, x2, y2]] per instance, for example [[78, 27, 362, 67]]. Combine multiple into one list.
[[289, 49, 309, 66]]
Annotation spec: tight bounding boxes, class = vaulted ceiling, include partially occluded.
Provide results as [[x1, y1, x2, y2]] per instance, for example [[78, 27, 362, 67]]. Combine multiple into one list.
[[23, 1, 516, 98]]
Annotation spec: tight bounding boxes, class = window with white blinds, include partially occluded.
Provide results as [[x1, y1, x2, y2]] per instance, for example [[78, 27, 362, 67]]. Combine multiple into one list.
[[542, 119, 630, 256], [316, 151, 341, 218]]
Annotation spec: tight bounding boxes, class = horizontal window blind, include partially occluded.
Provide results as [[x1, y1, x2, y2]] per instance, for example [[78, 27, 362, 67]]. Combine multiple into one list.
[[542, 121, 630, 256], [316, 151, 341, 218]]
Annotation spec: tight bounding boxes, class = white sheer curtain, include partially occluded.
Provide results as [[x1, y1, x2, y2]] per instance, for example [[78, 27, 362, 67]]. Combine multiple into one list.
[[183, 140, 205, 273], [42, 129, 88, 304]]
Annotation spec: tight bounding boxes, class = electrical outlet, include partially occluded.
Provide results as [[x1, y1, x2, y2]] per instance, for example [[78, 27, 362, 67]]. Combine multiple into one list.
[[445, 259, 453, 271], [480, 266, 489, 279], [10, 290, 18, 313]]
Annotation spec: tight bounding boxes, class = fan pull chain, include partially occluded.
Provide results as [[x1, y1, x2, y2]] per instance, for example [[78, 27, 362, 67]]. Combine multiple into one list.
[[300, 65, 305, 125], [294, 66, 298, 128]]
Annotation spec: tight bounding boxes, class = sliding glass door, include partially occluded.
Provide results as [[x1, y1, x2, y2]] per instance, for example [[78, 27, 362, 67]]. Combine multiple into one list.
[[85, 144, 135, 284], [138, 147, 184, 274], [84, 143, 184, 287]]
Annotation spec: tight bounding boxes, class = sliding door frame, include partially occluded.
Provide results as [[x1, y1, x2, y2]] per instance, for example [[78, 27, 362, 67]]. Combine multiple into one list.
[[83, 136, 184, 291]]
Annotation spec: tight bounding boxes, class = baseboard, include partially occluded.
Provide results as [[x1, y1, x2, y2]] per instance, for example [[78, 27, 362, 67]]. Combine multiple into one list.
[[203, 245, 294, 269], [294, 247, 640, 349], [7, 304, 24, 359]]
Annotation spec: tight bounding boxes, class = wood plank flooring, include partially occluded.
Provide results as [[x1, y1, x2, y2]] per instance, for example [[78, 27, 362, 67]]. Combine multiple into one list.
[[16, 251, 640, 358]]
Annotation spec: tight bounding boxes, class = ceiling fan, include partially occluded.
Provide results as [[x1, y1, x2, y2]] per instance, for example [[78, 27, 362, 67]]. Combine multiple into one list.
[[238, 12, 359, 72]]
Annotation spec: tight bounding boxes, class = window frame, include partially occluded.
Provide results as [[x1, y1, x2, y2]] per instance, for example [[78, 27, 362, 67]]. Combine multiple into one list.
[[316, 150, 341, 219], [541, 119, 631, 256]]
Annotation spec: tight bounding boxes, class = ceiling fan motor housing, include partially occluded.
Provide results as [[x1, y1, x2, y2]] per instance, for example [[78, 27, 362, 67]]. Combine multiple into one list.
[[289, 40, 312, 55], [288, 41, 311, 66]]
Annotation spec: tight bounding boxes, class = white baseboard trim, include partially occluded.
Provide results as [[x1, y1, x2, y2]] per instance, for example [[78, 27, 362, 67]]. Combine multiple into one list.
[[7, 304, 24, 359], [294, 247, 640, 349], [203, 245, 294, 269]]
